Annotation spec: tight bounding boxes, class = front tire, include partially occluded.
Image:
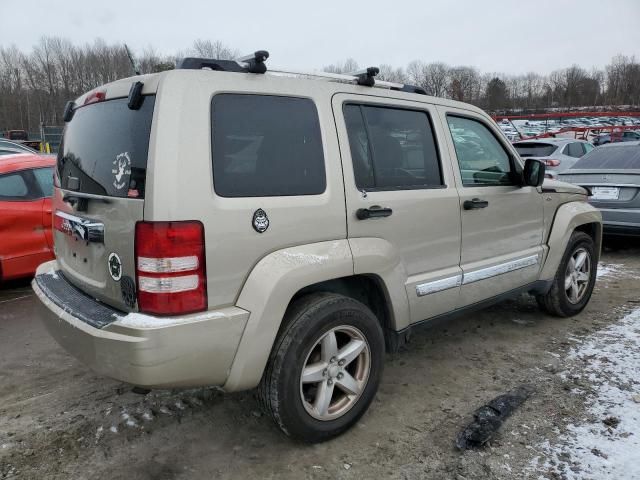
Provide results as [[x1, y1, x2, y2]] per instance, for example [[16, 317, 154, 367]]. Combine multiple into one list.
[[537, 231, 597, 317], [258, 293, 385, 443]]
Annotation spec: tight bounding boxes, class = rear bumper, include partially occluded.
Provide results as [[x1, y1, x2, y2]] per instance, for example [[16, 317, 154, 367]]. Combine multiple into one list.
[[600, 208, 640, 236], [32, 261, 249, 389]]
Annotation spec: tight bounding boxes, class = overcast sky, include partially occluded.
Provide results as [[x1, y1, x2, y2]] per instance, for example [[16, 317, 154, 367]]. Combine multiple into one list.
[[3, 0, 639, 74]]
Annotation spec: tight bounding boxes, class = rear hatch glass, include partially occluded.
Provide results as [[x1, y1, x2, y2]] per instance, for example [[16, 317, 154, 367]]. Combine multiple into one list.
[[58, 96, 155, 198], [514, 143, 558, 157], [54, 95, 155, 312], [572, 144, 640, 170]]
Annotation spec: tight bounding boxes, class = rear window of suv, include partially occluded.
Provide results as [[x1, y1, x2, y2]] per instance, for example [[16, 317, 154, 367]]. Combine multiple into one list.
[[57, 96, 155, 198], [514, 142, 558, 157], [211, 94, 325, 197]]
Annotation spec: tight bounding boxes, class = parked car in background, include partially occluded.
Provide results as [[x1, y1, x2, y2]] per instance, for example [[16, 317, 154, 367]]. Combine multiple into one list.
[[0, 139, 39, 156], [513, 138, 594, 178], [0, 154, 55, 281], [559, 142, 640, 236], [593, 130, 640, 146], [3, 130, 41, 151]]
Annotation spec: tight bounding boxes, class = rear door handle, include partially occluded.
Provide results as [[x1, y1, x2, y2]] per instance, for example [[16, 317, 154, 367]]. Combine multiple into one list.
[[463, 198, 489, 210], [356, 206, 393, 220]]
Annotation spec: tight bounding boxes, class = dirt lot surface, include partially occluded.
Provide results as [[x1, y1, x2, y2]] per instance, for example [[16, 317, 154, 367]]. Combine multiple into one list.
[[1, 240, 639, 480]]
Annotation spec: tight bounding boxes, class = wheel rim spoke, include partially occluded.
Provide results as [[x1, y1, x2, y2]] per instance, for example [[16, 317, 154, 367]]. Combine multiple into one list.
[[320, 331, 338, 362], [576, 271, 589, 282], [336, 371, 360, 396], [302, 362, 326, 384], [314, 380, 334, 417], [574, 251, 587, 270], [337, 339, 365, 367]]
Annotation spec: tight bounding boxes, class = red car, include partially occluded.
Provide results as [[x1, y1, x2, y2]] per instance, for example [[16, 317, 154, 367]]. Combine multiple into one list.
[[0, 154, 56, 281]]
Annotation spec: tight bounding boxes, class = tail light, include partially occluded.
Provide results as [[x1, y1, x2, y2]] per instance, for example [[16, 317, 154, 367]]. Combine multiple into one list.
[[545, 159, 561, 167], [135, 221, 207, 316]]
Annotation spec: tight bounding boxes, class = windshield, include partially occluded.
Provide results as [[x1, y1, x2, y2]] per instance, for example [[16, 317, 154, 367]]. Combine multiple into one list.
[[57, 96, 155, 198], [572, 144, 640, 170], [514, 143, 558, 157]]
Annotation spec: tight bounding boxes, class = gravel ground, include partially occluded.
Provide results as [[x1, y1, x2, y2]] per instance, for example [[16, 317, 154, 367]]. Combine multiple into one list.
[[1, 240, 639, 480]]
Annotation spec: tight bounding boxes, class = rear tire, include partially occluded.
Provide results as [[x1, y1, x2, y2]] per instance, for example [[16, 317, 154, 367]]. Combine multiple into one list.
[[537, 231, 597, 317], [257, 292, 385, 443]]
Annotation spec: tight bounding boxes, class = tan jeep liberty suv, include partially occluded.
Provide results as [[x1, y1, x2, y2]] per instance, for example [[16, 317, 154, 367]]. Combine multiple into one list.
[[32, 52, 602, 442]]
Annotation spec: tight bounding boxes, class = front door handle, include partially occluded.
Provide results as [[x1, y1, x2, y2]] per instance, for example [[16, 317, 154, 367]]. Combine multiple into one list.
[[463, 198, 489, 210], [356, 206, 393, 220]]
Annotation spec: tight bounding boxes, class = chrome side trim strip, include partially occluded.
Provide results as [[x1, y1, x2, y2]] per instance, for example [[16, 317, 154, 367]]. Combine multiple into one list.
[[416, 274, 462, 297], [462, 254, 539, 285]]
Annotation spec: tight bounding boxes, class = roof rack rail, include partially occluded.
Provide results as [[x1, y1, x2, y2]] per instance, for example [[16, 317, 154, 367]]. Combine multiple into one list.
[[176, 51, 427, 95], [176, 50, 269, 74]]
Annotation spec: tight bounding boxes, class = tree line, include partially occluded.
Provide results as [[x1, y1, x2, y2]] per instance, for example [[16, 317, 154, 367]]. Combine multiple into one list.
[[1, 37, 639, 133]]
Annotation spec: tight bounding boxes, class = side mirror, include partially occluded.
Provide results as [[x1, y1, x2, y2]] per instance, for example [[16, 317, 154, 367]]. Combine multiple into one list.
[[523, 158, 545, 187]]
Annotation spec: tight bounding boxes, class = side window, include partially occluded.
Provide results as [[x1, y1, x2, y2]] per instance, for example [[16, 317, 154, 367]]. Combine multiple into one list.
[[211, 94, 325, 197], [33, 167, 54, 197], [343, 104, 443, 190], [446, 115, 514, 186], [0, 172, 29, 200], [566, 142, 585, 158], [583, 143, 594, 154]]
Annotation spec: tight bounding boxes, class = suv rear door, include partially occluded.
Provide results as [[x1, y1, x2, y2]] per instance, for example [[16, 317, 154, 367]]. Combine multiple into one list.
[[333, 94, 462, 326], [439, 108, 544, 305], [54, 93, 155, 311]]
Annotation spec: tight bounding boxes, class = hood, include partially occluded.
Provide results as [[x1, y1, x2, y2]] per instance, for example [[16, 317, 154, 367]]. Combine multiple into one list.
[[542, 178, 589, 195]]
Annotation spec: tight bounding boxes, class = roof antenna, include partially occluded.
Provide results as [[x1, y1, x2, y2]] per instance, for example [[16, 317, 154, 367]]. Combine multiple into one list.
[[124, 44, 141, 76]]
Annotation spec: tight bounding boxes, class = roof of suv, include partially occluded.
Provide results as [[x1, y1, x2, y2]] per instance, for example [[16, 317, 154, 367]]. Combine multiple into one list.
[[74, 68, 487, 118]]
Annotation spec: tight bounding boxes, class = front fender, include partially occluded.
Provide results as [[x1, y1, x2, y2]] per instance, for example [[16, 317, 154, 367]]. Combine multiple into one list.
[[223, 240, 353, 391], [539, 201, 602, 281]]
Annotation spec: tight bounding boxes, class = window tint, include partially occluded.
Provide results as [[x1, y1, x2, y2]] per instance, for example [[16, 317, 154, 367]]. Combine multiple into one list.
[[33, 167, 54, 197], [211, 95, 325, 197], [514, 143, 558, 157], [343, 104, 442, 190], [565, 142, 585, 158], [447, 116, 514, 186], [583, 143, 594, 154], [58, 96, 155, 198], [0, 173, 29, 199]]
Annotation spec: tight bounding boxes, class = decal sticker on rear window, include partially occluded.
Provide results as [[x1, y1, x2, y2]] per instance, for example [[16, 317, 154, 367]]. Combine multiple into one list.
[[112, 152, 132, 190]]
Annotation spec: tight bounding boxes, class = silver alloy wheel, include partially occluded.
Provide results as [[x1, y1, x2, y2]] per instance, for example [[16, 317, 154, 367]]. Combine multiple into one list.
[[564, 247, 591, 304], [300, 325, 371, 421]]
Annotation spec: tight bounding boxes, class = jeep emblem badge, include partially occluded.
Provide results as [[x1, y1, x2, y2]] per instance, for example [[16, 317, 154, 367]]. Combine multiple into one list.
[[108, 253, 122, 281], [252, 209, 269, 233]]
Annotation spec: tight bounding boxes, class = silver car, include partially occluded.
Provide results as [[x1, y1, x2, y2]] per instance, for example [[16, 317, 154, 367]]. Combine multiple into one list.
[[514, 138, 594, 179], [0, 139, 38, 156], [559, 141, 640, 236]]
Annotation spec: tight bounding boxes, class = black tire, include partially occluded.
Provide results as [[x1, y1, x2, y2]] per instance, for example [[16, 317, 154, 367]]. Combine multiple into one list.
[[537, 231, 597, 317], [257, 292, 385, 443]]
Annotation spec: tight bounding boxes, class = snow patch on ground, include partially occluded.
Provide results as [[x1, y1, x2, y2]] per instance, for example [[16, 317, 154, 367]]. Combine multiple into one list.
[[530, 308, 640, 479], [596, 263, 623, 279]]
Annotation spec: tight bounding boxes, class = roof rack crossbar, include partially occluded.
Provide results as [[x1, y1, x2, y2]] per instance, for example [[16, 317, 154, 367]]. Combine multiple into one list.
[[176, 50, 269, 74], [267, 68, 409, 91], [176, 52, 427, 95]]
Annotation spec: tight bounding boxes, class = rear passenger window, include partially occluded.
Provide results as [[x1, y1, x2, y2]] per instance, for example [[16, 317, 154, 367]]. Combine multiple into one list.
[[565, 143, 585, 158], [0, 173, 29, 200], [211, 94, 325, 197], [343, 104, 443, 190]]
